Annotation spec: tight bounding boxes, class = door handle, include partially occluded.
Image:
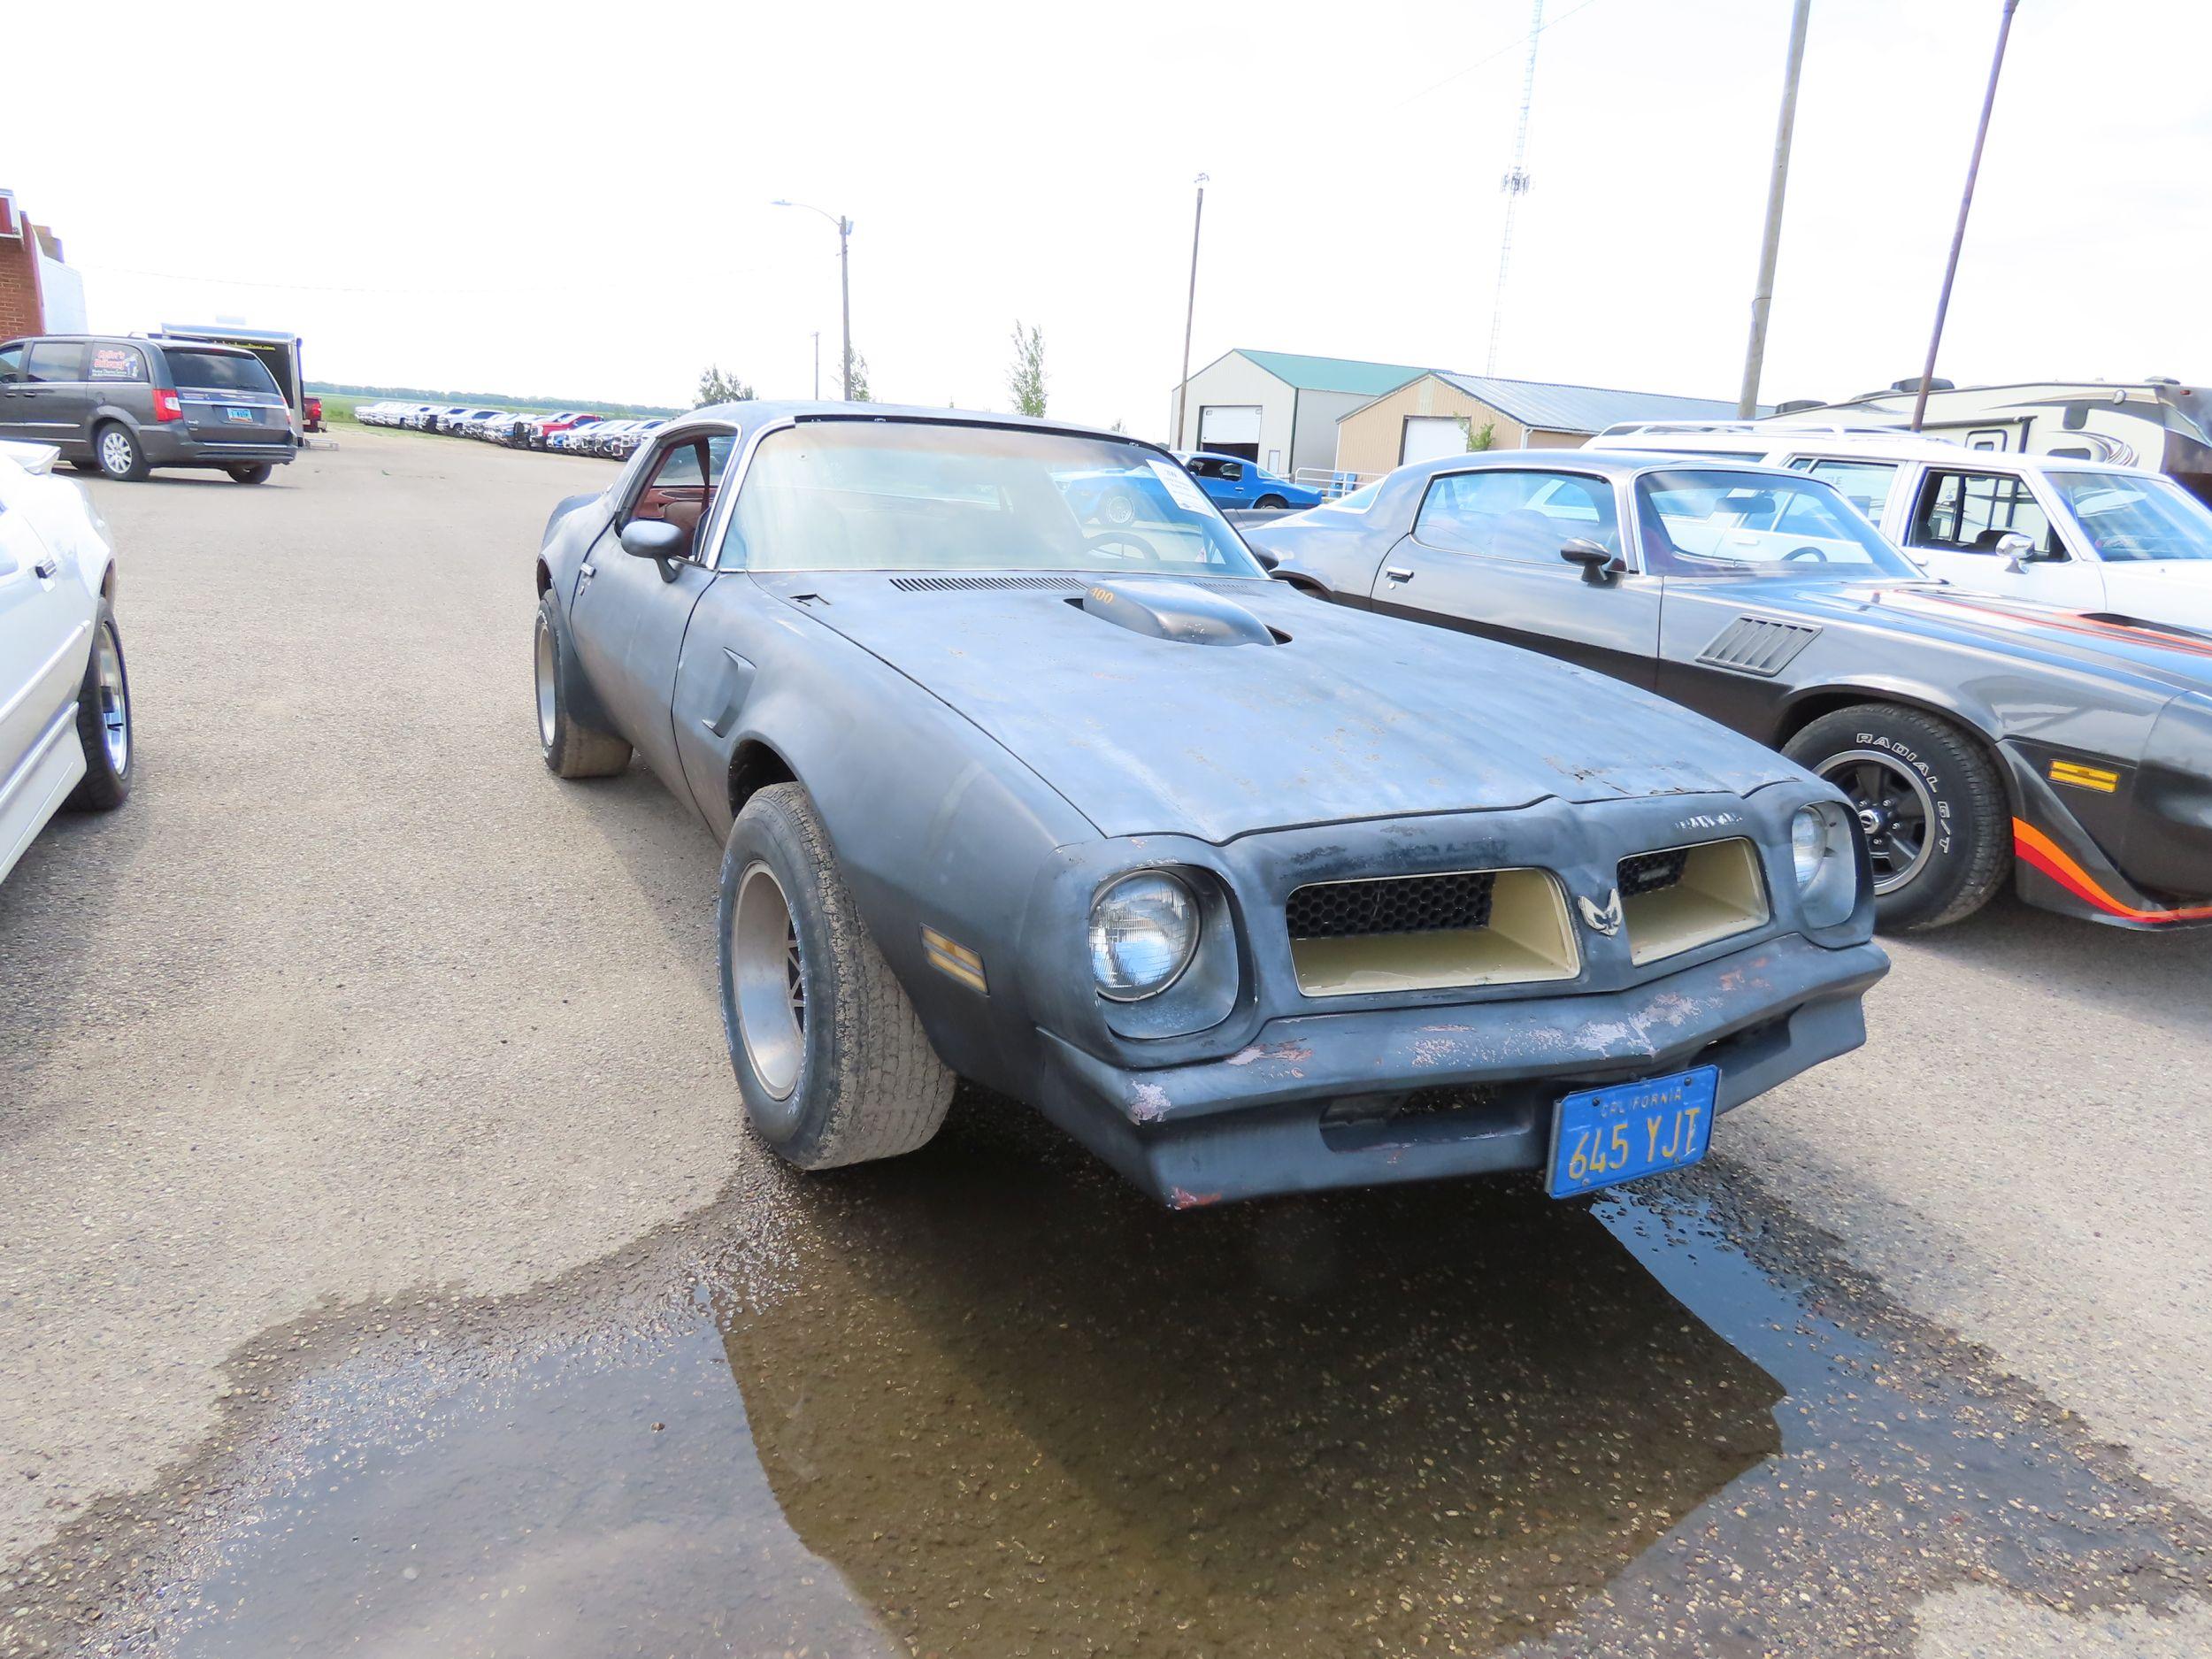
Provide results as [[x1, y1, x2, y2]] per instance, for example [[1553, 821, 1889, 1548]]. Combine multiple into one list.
[[1384, 566, 1414, 582], [33, 555, 58, 580], [579, 561, 596, 578]]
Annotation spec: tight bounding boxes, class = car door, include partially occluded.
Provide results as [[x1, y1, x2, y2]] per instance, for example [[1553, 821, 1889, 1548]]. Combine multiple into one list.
[[0, 343, 28, 442], [1211, 458, 1256, 508], [567, 428, 733, 803], [15, 341, 90, 445], [1368, 465, 1661, 688], [0, 479, 88, 845], [1901, 465, 2106, 609]]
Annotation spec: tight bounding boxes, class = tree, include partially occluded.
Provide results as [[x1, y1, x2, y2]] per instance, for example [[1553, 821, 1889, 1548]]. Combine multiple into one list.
[[695, 365, 755, 407], [846, 349, 872, 403], [1462, 417, 1497, 452], [1006, 321, 1048, 418]]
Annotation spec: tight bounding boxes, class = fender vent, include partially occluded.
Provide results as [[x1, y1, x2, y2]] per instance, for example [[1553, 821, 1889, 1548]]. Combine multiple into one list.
[[888, 574, 1086, 592], [1698, 616, 1821, 676]]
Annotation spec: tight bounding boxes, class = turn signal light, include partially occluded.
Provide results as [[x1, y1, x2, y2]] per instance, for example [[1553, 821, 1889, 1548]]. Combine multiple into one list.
[[151, 388, 183, 422], [2049, 759, 2119, 794]]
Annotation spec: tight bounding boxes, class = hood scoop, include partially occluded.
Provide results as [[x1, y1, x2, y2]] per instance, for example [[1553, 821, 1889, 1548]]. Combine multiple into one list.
[[1075, 578, 1281, 647]]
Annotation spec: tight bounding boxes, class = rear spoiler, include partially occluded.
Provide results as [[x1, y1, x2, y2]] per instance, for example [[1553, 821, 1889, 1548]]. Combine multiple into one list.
[[0, 439, 59, 477]]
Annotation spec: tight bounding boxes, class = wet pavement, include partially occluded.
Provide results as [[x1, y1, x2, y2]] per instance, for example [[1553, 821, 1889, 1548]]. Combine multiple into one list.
[[11, 1094, 2207, 1659]]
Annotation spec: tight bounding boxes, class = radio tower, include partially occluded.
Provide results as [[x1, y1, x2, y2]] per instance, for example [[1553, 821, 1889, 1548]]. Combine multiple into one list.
[[1486, 0, 1546, 377]]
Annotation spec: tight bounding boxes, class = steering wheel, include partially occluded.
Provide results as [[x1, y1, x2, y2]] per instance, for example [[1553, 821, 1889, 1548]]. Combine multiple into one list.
[[1084, 529, 1158, 561], [1782, 545, 1830, 563]]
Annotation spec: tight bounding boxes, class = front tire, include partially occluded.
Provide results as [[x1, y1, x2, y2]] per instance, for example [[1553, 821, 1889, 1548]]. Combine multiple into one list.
[[65, 603, 131, 810], [534, 590, 631, 778], [1784, 703, 2008, 932], [94, 424, 149, 482], [227, 464, 273, 485], [718, 782, 954, 1170]]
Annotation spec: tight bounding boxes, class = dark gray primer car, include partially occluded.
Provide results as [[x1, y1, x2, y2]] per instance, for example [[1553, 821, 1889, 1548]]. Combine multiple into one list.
[[0, 334, 297, 483], [531, 403, 1888, 1207]]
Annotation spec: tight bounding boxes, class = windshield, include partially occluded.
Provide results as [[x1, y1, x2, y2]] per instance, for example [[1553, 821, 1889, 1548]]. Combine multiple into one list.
[[724, 421, 1265, 577], [1634, 469, 1920, 579], [2047, 471, 2212, 562], [165, 349, 281, 396]]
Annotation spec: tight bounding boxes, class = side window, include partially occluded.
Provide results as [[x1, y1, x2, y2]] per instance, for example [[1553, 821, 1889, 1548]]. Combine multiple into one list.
[[1796, 458, 1899, 521], [88, 345, 149, 381], [0, 343, 25, 382], [1218, 461, 1245, 482], [25, 342, 87, 383], [1186, 457, 1219, 479], [622, 433, 729, 552], [1413, 470, 1619, 564], [1910, 470, 2058, 557]]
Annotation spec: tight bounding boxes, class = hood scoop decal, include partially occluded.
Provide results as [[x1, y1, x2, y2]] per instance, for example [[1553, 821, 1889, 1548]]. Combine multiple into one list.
[[1077, 578, 1280, 647]]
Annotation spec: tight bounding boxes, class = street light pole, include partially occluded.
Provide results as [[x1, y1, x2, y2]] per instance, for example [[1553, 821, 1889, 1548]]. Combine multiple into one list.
[[1738, 0, 1811, 419], [1911, 0, 2018, 432], [772, 199, 854, 402], [1174, 173, 1207, 452]]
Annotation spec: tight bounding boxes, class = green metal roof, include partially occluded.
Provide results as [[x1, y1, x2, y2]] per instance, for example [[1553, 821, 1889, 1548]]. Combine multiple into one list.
[[1236, 349, 1431, 396]]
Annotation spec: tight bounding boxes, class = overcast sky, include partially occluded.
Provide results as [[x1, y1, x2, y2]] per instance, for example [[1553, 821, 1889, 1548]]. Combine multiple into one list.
[[5, 0, 2206, 434]]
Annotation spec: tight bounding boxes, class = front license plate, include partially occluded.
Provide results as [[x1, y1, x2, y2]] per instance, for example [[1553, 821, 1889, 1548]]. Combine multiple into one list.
[[1546, 1064, 1719, 1199], [226, 406, 255, 424]]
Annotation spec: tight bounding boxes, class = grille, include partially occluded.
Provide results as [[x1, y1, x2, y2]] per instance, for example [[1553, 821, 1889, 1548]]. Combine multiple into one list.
[[1286, 872, 1495, 940], [1619, 849, 1689, 898], [887, 574, 1085, 593]]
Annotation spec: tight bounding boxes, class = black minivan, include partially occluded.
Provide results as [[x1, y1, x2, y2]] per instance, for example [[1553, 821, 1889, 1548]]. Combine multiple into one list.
[[0, 334, 297, 483]]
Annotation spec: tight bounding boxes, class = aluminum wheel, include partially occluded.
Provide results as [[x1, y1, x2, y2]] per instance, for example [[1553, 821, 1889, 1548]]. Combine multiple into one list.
[[533, 612, 557, 750], [94, 622, 128, 773], [1817, 749, 1935, 895], [98, 430, 135, 478], [731, 860, 808, 1115]]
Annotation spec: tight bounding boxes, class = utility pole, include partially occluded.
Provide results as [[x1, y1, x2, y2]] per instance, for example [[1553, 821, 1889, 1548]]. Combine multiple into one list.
[[1739, 0, 1812, 419], [772, 200, 854, 401], [1486, 0, 1545, 378], [1912, 0, 2018, 432], [1174, 173, 1207, 452]]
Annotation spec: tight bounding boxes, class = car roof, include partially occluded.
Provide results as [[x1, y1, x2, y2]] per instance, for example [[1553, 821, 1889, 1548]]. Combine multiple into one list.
[[1591, 426, 2152, 478]]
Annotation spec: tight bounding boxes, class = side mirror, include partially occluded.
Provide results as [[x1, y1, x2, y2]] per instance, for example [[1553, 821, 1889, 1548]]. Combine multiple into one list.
[[619, 517, 689, 580], [1993, 531, 2053, 572], [1559, 537, 1624, 585]]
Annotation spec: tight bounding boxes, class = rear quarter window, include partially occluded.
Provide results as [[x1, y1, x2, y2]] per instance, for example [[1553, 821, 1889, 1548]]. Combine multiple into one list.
[[88, 344, 149, 382]]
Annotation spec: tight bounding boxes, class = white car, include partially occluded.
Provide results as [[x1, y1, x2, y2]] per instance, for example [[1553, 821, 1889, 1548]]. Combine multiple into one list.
[[1588, 423, 2212, 632], [0, 440, 129, 885]]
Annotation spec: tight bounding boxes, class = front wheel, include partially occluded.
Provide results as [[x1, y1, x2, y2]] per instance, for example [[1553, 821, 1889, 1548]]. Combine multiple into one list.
[[227, 464, 273, 485], [65, 603, 132, 810], [1783, 703, 2008, 931], [718, 782, 954, 1170]]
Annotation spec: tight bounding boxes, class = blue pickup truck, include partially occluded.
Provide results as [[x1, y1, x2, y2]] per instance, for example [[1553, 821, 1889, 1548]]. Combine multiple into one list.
[[1176, 452, 1325, 511]]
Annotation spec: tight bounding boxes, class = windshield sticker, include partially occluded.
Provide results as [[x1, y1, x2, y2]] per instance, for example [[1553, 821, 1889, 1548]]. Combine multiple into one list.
[[1149, 458, 1212, 515]]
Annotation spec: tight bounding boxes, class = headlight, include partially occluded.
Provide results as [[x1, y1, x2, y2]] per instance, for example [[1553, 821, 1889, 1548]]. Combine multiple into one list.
[[1791, 807, 1827, 890], [1088, 872, 1199, 1001]]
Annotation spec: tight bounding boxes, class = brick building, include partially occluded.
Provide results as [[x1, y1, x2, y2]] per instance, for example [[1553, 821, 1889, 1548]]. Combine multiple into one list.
[[0, 189, 87, 342]]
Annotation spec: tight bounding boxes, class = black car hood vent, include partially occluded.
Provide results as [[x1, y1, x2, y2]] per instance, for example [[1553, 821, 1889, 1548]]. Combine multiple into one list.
[[889, 574, 1084, 593], [1698, 615, 1821, 676], [1075, 577, 1280, 647]]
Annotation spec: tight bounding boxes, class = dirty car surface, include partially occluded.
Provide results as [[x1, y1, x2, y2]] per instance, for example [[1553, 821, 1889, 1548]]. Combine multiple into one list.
[[530, 403, 1888, 1206]]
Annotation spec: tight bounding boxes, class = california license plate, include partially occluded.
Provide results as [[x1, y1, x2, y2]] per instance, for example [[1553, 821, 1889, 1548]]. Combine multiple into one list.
[[226, 407, 255, 424], [1546, 1064, 1719, 1199]]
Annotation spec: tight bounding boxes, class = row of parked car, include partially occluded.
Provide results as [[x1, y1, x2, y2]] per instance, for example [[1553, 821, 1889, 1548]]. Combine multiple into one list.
[[351, 401, 668, 460]]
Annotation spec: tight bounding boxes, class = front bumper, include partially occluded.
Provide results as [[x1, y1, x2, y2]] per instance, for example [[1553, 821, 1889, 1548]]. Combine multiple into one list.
[[1027, 932, 1886, 1207]]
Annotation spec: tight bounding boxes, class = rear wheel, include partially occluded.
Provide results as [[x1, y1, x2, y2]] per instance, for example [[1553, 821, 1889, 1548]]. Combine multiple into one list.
[[65, 603, 131, 810], [227, 464, 273, 485], [1255, 494, 1288, 510], [718, 782, 954, 1170], [1784, 703, 2008, 932], [534, 590, 631, 778], [94, 423, 148, 482]]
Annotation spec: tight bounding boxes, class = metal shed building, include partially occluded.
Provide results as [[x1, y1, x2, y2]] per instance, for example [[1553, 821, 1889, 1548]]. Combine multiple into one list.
[[1167, 349, 1428, 477], [1333, 370, 1752, 476]]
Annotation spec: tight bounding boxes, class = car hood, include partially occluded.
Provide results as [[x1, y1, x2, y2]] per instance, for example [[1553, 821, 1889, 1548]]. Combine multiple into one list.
[[2099, 561, 2212, 626], [757, 571, 1801, 841]]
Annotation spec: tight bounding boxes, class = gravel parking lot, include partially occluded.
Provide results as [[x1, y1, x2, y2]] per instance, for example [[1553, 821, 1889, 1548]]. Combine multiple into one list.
[[3, 429, 2210, 1657]]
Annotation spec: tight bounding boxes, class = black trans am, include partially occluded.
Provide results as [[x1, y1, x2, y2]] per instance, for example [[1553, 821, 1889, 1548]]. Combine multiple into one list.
[[1251, 453, 2212, 933], [531, 405, 1886, 1205]]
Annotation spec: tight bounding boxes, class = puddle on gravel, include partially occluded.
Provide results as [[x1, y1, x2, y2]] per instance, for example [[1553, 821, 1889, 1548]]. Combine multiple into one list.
[[31, 1098, 2212, 1658]]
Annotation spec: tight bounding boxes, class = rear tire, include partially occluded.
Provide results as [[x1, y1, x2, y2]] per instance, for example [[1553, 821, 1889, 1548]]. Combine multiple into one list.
[[534, 590, 631, 778], [65, 603, 131, 810], [94, 423, 149, 482], [1784, 703, 2008, 932], [227, 464, 273, 485], [718, 782, 955, 1170], [1255, 494, 1288, 510]]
